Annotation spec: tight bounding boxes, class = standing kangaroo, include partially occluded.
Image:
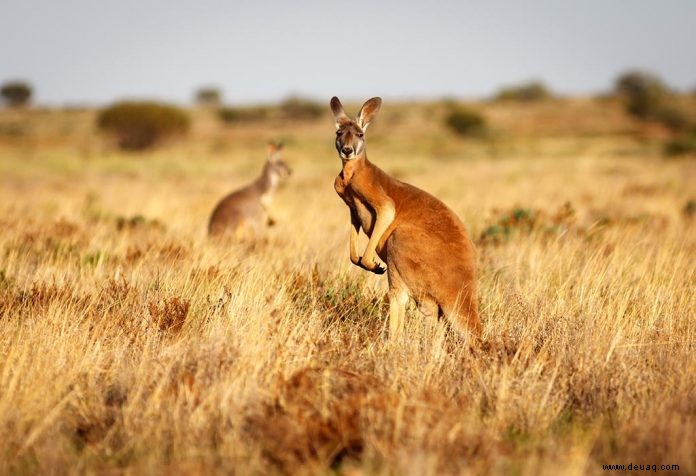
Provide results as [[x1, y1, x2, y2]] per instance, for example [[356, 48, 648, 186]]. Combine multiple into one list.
[[208, 142, 291, 237], [330, 97, 480, 338]]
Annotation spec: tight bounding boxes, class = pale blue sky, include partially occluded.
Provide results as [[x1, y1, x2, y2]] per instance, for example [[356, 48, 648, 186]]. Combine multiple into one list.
[[1, 0, 694, 105]]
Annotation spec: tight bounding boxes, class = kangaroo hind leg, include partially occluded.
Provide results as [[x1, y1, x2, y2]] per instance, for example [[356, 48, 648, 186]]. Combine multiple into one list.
[[387, 266, 409, 338], [441, 290, 481, 342]]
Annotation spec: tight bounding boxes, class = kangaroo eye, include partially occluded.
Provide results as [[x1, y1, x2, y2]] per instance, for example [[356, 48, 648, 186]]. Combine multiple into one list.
[[356, 132, 364, 138]]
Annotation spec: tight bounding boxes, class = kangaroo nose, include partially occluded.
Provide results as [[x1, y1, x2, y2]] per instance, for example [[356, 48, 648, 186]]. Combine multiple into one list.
[[341, 146, 354, 156]]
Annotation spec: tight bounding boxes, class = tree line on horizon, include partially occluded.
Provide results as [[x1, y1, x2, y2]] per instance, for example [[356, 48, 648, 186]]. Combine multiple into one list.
[[1, 71, 695, 154]]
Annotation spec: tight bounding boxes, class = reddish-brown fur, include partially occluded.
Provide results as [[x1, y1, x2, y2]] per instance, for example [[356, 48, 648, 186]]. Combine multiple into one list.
[[331, 97, 480, 338]]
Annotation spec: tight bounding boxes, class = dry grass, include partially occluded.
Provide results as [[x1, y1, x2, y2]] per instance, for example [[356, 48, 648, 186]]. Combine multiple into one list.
[[0, 100, 694, 475]]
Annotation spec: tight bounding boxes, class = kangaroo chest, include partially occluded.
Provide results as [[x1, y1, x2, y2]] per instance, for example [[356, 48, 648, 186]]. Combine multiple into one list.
[[259, 192, 273, 210], [334, 172, 376, 235]]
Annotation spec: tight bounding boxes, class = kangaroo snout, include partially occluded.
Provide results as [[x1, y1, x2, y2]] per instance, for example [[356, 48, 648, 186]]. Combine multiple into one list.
[[341, 146, 354, 156]]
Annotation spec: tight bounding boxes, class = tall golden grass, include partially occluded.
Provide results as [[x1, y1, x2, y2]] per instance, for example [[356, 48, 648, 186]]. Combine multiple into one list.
[[0, 100, 694, 474]]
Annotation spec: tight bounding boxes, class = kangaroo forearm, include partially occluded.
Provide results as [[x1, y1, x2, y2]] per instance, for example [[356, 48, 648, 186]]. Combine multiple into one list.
[[362, 205, 395, 261], [349, 209, 361, 264], [349, 224, 360, 264]]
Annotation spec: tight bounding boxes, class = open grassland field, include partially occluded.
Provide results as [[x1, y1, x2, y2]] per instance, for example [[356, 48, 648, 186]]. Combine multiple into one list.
[[0, 98, 695, 475]]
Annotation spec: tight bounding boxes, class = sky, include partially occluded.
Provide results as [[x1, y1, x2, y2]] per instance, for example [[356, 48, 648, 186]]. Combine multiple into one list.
[[1, 0, 695, 105]]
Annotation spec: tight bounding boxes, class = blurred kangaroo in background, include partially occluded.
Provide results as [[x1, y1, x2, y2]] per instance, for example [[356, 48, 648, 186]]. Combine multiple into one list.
[[330, 97, 480, 339], [208, 142, 291, 237]]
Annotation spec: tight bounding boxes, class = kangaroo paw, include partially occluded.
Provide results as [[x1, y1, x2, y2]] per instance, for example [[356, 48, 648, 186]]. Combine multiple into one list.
[[358, 257, 387, 275]]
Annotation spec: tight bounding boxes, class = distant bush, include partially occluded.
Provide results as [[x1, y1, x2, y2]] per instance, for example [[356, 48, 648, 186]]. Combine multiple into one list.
[[444, 108, 487, 137], [614, 72, 670, 118], [623, 86, 667, 120], [494, 81, 552, 102], [1, 81, 32, 107], [97, 101, 190, 150], [684, 199, 696, 218], [0, 122, 30, 138], [664, 130, 696, 156], [615, 71, 669, 99], [614, 70, 693, 133], [217, 97, 323, 124], [218, 106, 269, 124], [195, 87, 222, 106], [653, 107, 690, 133], [279, 96, 323, 120], [479, 202, 576, 245]]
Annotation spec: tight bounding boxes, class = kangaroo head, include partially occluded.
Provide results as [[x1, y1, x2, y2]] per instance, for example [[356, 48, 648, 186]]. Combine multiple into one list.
[[330, 96, 382, 160], [265, 141, 292, 186]]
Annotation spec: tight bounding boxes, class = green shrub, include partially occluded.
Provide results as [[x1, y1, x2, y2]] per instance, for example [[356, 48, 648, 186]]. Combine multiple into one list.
[[654, 107, 690, 133], [279, 96, 323, 120], [97, 101, 190, 150], [684, 199, 696, 218], [623, 84, 668, 120], [444, 108, 486, 137], [614, 71, 667, 118], [1, 80, 32, 107], [615, 71, 669, 98], [494, 81, 551, 102], [614, 70, 693, 133], [664, 130, 696, 156], [218, 106, 269, 124], [195, 87, 222, 106], [479, 203, 576, 245], [218, 97, 323, 124], [0, 122, 30, 137]]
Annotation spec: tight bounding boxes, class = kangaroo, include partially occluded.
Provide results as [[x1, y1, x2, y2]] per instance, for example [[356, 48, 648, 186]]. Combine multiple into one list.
[[208, 142, 291, 237], [330, 96, 481, 339]]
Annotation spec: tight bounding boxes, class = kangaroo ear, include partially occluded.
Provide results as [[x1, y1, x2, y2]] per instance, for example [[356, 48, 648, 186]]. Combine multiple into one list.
[[357, 97, 382, 131], [330, 96, 349, 129]]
